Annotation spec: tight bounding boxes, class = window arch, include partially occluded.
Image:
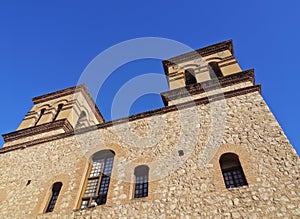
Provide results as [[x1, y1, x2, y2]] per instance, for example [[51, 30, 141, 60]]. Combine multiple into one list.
[[134, 165, 149, 198], [184, 68, 197, 85], [76, 111, 87, 129], [208, 62, 222, 78], [80, 150, 115, 208], [219, 153, 248, 188], [52, 104, 63, 121], [45, 182, 62, 213], [35, 108, 46, 126]]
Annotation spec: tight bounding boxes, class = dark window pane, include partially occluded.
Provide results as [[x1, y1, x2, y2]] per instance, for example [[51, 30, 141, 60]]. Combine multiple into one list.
[[222, 167, 247, 188]]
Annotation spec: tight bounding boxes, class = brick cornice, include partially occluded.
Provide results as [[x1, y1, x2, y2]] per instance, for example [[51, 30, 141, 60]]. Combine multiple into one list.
[[2, 119, 73, 143], [161, 69, 254, 106], [0, 84, 261, 154]]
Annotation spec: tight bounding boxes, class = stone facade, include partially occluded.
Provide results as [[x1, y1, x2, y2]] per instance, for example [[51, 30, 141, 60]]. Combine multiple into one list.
[[0, 40, 299, 218]]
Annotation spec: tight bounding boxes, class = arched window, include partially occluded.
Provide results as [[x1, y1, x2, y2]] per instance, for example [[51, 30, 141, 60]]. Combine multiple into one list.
[[52, 104, 63, 122], [45, 182, 62, 213], [208, 62, 223, 78], [184, 68, 197, 85], [219, 153, 248, 188], [35, 108, 46, 126], [76, 111, 87, 129], [134, 165, 149, 198], [80, 150, 115, 208]]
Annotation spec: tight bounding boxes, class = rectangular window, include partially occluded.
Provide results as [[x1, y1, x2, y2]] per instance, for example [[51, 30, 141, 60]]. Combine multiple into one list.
[[134, 165, 149, 199]]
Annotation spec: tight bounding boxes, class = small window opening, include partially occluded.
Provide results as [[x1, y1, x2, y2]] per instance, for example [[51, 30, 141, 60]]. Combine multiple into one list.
[[35, 108, 46, 126], [184, 68, 197, 85], [52, 104, 63, 121], [46, 182, 62, 213], [208, 62, 223, 78], [178, 150, 184, 156], [220, 153, 248, 189]]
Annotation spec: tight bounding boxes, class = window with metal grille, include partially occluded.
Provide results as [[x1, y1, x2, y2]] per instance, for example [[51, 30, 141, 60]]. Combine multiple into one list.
[[80, 150, 115, 208], [134, 165, 149, 198], [46, 182, 62, 213], [184, 69, 197, 85], [219, 153, 248, 189]]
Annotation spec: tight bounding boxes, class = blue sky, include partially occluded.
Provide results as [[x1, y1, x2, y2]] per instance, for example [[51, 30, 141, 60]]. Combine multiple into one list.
[[0, 1, 299, 155]]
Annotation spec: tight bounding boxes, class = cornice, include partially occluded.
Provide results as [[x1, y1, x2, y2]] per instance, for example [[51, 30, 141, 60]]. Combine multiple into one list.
[[2, 119, 73, 143], [161, 69, 254, 106], [0, 132, 72, 154], [32, 85, 85, 104]]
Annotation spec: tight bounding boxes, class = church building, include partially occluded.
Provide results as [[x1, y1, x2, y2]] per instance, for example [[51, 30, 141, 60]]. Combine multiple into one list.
[[0, 40, 299, 218]]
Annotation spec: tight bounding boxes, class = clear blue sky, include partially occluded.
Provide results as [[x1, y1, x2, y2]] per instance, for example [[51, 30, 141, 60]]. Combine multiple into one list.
[[0, 1, 299, 155]]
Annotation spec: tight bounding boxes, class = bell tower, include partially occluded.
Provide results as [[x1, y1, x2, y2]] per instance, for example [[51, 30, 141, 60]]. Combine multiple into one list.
[[2, 85, 104, 147], [161, 40, 255, 106]]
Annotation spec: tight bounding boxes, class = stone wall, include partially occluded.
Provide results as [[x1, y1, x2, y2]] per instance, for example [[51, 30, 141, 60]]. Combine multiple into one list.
[[0, 90, 299, 218]]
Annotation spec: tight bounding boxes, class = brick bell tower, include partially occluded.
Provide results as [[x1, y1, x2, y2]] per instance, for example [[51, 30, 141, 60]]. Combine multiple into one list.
[[2, 85, 104, 148], [161, 40, 257, 106]]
